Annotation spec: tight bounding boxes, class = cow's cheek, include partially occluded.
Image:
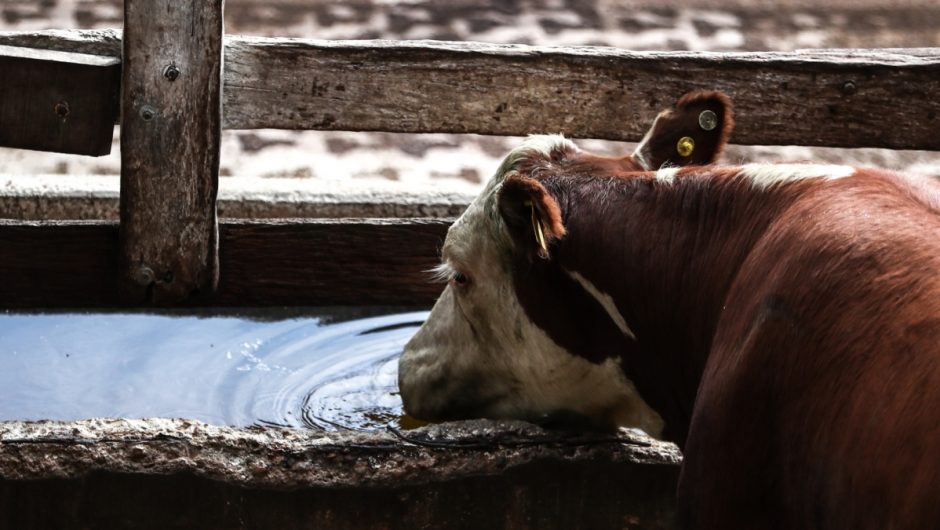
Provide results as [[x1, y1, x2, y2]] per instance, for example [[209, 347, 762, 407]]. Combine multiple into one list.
[[398, 286, 484, 421]]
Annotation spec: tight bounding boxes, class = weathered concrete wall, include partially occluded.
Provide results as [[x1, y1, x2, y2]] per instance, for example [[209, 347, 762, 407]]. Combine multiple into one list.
[[0, 418, 682, 529]]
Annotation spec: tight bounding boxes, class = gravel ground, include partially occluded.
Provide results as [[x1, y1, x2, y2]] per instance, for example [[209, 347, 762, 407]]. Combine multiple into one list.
[[1, 0, 938, 217]]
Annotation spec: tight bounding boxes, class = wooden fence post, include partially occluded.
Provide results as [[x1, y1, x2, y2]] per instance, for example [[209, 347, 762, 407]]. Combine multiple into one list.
[[119, 0, 224, 304]]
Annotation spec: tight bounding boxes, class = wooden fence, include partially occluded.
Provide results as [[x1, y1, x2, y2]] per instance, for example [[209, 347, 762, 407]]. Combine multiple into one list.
[[0, 2, 938, 309]]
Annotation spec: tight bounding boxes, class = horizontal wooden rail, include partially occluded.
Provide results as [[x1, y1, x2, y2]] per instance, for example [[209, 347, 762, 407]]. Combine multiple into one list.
[[0, 44, 119, 155], [1, 29, 938, 150], [0, 218, 450, 309]]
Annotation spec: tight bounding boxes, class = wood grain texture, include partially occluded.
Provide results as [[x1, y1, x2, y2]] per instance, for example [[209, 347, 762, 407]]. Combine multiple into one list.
[[224, 39, 940, 150], [216, 218, 449, 306], [0, 44, 119, 155], [0, 220, 120, 308], [0, 219, 450, 309], [119, 1, 223, 305], [0, 29, 122, 57], [1, 30, 937, 150]]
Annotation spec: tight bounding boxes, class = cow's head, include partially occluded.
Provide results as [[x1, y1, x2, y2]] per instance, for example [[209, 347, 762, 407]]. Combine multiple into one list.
[[398, 91, 733, 435]]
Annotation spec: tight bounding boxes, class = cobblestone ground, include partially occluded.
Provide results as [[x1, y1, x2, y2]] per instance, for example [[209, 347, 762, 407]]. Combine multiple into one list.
[[1, 0, 938, 208]]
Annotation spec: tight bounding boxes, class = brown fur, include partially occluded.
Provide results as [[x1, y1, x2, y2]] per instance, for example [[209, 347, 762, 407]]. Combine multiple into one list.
[[551, 90, 734, 176], [498, 90, 735, 262], [498, 172, 566, 259], [634, 91, 734, 170], [499, 161, 940, 529], [675, 90, 734, 161]]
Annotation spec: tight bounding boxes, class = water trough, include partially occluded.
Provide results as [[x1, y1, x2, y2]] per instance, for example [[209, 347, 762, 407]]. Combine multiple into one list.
[[0, 309, 682, 529], [0, 418, 681, 529]]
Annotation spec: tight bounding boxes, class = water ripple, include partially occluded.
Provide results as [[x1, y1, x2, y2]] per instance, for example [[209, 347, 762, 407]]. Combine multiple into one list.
[[0, 310, 428, 431]]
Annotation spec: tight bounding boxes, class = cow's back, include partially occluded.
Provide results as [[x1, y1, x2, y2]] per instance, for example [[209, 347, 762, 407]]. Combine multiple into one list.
[[681, 170, 940, 529]]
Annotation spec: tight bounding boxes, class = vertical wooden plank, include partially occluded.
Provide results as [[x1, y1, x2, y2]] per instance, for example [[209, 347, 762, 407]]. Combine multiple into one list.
[[119, 0, 223, 304]]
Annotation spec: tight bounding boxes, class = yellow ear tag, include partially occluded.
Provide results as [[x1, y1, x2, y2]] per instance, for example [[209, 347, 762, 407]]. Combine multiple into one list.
[[528, 202, 548, 253], [677, 136, 695, 157]]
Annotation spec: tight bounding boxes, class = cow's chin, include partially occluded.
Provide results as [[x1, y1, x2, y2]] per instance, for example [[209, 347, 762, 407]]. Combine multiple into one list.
[[398, 385, 500, 425], [404, 399, 620, 434], [399, 341, 666, 437], [397, 351, 506, 424], [400, 370, 625, 434]]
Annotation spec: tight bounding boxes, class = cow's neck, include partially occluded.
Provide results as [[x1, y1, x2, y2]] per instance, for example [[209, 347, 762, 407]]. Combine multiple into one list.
[[529, 172, 807, 445]]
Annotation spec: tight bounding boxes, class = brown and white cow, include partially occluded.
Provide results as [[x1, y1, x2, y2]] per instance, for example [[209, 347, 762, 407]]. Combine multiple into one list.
[[399, 91, 734, 436], [398, 92, 940, 528]]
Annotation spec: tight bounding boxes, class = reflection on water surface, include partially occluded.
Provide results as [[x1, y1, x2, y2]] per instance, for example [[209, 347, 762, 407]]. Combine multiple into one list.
[[0, 308, 428, 431]]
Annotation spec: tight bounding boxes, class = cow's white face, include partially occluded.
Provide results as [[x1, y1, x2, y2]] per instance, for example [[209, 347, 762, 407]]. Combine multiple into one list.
[[398, 136, 664, 435]]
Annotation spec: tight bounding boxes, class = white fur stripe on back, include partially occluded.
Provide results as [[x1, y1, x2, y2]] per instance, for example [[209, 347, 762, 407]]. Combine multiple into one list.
[[655, 166, 681, 184], [739, 163, 856, 190], [566, 270, 637, 340], [631, 113, 663, 171], [498, 134, 578, 176]]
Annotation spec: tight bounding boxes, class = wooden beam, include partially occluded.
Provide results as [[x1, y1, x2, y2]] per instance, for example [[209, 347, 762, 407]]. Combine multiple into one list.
[[216, 218, 449, 306], [0, 220, 120, 308], [2, 30, 938, 150], [0, 44, 119, 156], [0, 29, 122, 58], [223, 40, 940, 150], [119, 1, 224, 305], [0, 219, 450, 309]]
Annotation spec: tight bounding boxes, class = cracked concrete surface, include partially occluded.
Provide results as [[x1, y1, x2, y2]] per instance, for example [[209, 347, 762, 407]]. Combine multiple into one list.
[[0, 418, 683, 529], [0, 418, 680, 487]]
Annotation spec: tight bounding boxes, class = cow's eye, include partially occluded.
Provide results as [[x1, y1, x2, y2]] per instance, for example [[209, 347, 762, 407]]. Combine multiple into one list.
[[451, 271, 469, 287]]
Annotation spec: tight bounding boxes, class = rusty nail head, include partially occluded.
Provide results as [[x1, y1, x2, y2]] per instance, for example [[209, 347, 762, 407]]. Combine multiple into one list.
[[163, 64, 181, 81], [140, 105, 155, 121], [54, 101, 70, 118], [135, 266, 155, 285], [841, 81, 857, 95]]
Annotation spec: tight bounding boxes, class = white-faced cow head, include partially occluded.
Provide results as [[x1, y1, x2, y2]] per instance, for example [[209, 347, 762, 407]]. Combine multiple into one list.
[[398, 91, 733, 435]]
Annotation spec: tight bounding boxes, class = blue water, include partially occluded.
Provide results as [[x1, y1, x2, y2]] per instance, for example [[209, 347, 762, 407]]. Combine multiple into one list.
[[0, 309, 428, 431]]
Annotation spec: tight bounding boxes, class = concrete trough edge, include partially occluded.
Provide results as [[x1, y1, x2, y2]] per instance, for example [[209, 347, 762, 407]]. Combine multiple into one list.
[[0, 418, 682, 489]]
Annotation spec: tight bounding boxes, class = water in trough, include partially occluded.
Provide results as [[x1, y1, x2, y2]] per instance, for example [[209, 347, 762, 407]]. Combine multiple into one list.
[[0, 309, 429, 431]]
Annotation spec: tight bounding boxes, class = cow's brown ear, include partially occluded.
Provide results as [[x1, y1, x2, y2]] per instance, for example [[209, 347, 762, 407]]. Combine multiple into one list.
[[632, 90, 733, 170], [497, 172, 566, 259]]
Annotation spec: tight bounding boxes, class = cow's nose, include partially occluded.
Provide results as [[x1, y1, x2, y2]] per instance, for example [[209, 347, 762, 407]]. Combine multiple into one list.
[[398, 349, 475, 423], [398, 381, 441, 423], [397, 347, 432, 419]]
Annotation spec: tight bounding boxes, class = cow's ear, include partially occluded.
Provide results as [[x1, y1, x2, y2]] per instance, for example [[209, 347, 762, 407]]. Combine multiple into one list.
[[497, 172, 566, 259], [632, 90, 733, 170]]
